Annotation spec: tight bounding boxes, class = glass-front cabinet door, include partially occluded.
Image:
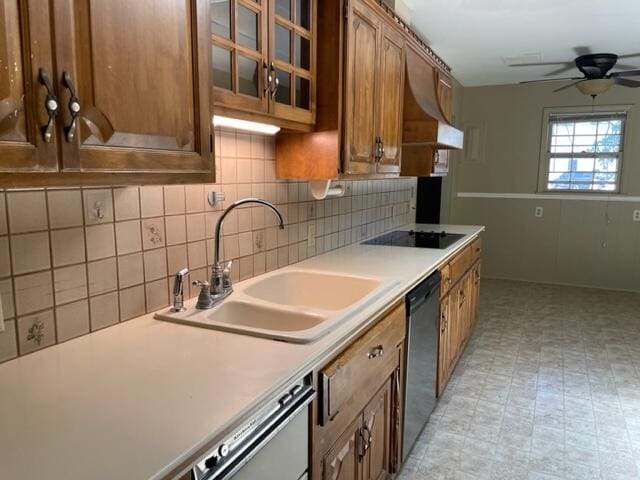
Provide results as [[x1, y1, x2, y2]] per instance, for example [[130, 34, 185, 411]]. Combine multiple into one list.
[[270, 0, 315, 124], [211, 0, 270, 113]]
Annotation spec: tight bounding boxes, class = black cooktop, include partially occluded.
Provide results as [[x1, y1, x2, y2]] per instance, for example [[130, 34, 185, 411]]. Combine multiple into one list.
[[362, 230, 465, 249]]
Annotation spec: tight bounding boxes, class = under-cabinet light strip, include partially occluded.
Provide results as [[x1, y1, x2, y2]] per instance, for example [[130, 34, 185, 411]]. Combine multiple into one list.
[[213, 115, 281, 135]]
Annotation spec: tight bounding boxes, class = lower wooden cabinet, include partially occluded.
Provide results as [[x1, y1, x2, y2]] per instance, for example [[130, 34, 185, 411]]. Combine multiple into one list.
[[361, 378, 393, 480], [437, 239, 482, 397], [314, 303, 406, 480], [322, 417, 361, 480]]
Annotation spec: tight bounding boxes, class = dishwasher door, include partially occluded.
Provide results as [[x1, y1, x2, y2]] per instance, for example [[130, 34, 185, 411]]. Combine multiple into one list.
[[231, 408, 308, 480], [403, 272, 440, 461]]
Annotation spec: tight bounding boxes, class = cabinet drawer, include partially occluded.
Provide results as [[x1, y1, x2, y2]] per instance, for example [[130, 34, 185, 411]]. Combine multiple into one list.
[[449, 246, 472, 287], [319, 303, 405, 426], [471, 237, 482, 262], [440, 263, 451, 297]]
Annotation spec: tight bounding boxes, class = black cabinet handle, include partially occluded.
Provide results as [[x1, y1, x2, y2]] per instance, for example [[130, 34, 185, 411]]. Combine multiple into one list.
[[269, 62, 279, 99], [38, 68, 59, 143], [263, 62, 272, 96], [62, 72, 81, 143]]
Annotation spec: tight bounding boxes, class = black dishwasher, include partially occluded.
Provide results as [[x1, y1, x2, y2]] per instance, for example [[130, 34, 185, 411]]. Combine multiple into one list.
[[403, 271, 440, 461]]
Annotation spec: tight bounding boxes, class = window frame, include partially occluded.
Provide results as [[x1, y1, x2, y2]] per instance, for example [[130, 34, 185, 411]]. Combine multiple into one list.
[[537, 105, 632, 194]]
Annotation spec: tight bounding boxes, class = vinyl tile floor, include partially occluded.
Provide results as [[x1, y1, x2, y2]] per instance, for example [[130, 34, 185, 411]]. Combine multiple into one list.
[[398, 279, 640, 480]]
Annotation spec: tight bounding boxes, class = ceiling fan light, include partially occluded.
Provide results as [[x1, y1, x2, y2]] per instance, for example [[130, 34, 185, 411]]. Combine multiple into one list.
[[576, 78, 614, 96]]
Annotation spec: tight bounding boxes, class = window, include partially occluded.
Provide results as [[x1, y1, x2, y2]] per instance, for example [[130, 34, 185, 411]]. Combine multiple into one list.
[[543, 112, 626, 192]]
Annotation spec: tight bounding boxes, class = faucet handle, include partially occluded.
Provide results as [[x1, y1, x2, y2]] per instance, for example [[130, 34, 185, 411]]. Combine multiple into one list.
[[222, 261, 233, 290], [193, 280, 214, 310]]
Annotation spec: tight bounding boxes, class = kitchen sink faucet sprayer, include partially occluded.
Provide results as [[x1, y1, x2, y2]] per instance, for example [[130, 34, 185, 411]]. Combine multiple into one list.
[[193, 198, 285, 310]]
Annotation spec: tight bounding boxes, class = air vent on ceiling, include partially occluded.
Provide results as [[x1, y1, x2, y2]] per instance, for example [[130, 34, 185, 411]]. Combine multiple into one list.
[[502, 53, 542, 66]]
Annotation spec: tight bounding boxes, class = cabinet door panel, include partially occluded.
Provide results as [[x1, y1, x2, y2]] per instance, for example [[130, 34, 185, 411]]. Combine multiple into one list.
[[213, 0, 270, 114], [362, 378, 392, 480], [271, 0, 316, 125], [343, 0, 379, 175], [0, 0, 58, 171], [376, 26, 404, 174], [323, 418, 361, 480], [56, 0, 212, 173], [447, 283, 462, 372], [437, 293, 451, 397]]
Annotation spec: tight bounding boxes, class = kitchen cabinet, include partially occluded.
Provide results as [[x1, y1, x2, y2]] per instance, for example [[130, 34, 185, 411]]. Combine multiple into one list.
[[211, 0, 316, 130], [276, 0, 406, 180], [400, 146, 450, 177], [435, 71, 453, 123], [342, 0, 404, 175], [323, 417, 361, 480], [0, 0, 213, 187], [437, 238, 482, 396], [361, 378, 392, 480], [0, 0, 58, 172], [399, 45, 461, 178], [314, 303, 405, 480]]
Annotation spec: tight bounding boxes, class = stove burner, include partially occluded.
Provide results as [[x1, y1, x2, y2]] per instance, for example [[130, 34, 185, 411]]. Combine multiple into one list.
[[362, 229, 465, 249]]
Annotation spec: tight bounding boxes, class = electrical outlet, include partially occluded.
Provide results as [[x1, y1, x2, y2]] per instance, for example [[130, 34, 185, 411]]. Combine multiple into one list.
[[307, 224, 316, 248], [634, 210, 640, 222], [535, 206, 544, 218]]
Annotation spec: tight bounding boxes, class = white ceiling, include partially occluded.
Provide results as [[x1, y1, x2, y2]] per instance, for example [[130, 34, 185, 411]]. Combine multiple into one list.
[[405, 0, 640, 86]]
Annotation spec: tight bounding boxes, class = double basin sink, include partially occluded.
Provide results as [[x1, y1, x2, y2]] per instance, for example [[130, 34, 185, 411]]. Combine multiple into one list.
[[155, 270, 396, 343]]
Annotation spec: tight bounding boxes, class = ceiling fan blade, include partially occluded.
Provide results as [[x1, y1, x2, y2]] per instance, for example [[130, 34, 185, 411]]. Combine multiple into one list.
[[610, 69, 640, 77], [519, 77, 582, 85], [543, 64, 578, 77], [612, 63, 638, 71], [574, 46, 592, 56], [510, 61, 572, 67], [553, 80, 585, 93], [618, 53, 640, 59], [614, 77, 640, 88]]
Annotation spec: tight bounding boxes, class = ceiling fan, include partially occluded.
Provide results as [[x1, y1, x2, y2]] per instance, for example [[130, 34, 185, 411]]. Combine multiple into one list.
[[513, 47, 640, 97]]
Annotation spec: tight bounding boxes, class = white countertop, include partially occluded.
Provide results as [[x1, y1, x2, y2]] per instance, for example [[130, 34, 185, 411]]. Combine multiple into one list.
[[0, 224, 483, 480]]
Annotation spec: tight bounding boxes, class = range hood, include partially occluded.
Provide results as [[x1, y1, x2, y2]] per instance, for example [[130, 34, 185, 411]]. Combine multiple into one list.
[[402, 46, 463, 150]]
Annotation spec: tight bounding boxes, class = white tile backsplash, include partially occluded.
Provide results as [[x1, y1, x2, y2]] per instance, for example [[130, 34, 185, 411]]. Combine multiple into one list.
[[0, 128, 416, 362]]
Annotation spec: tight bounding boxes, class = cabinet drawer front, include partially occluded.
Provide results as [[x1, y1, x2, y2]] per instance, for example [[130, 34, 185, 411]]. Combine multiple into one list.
[[440, 263, 451, 297], [471, 237, 482, 262], [320, 303, 405, 425], [448, 246, 472, 286]]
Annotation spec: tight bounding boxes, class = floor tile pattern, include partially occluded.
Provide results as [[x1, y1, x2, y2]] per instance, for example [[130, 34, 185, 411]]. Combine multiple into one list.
[[399, 279, 640, 480]]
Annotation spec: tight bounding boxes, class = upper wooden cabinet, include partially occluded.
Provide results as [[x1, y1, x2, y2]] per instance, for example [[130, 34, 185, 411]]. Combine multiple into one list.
[[0, 0, 213, 187], [0, 0, 59, 173], [211, 0, 316, 130], [435, 70, 453, 123], [276, 0, 405, 180], [376, 25, 405, 174]]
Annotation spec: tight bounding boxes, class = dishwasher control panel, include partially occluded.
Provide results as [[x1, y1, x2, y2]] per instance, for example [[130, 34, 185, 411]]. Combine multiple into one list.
[[190, 376, 315, 480]]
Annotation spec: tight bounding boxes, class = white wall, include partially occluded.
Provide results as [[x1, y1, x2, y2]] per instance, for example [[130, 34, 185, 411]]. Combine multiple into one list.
[[445, 82, 640, 292]]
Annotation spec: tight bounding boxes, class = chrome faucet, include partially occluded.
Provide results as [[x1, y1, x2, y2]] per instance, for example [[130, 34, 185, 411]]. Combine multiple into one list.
[[194, 198, 285, 310]]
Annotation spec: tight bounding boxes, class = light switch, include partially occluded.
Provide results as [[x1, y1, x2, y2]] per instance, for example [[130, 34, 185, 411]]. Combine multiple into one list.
[[535, 206, 544, 218], [634, 210, 640, 222]]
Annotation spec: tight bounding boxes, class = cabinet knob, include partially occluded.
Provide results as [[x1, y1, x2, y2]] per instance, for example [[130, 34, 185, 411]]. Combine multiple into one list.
[[367, 345, 384, 360]]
